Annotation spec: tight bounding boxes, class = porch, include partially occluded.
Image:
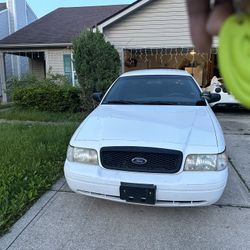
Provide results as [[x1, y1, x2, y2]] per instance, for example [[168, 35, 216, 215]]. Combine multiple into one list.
[[0, 47, 74, 103], [0, 50, 46, 103]]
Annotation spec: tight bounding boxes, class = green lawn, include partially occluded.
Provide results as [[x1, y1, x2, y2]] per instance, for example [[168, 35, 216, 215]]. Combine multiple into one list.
[[0, 122, 78, 235], [0, 108, 86, 123]]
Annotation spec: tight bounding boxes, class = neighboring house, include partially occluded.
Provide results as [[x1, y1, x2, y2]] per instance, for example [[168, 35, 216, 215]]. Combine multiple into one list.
[[0, 0, 218, 103], [0, 0, 37, 88]]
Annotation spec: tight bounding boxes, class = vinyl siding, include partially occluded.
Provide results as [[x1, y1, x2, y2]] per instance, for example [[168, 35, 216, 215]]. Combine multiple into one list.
[[1, 1, 37, 79], [46, 49, 72, 75], [6, 0, 15, 33], [26, 3, 37, 24], [0, 10, 9, 39], [104, 0, 215, 49], [14, 0, 27, 30], [20, 56, 29, 76], [5, 54, 13, 78], [30, 59, 45, 80]]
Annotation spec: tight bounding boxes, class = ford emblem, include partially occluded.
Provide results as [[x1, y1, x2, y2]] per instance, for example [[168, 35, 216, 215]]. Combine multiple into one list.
[[131, 157, 147, 165]]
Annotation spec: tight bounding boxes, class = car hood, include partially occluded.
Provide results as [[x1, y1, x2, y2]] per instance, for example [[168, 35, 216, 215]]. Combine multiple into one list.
[[74, 105, 218, 147]]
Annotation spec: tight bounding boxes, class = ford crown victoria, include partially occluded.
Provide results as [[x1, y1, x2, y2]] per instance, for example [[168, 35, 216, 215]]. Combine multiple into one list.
[[64, 69, 228, 207]]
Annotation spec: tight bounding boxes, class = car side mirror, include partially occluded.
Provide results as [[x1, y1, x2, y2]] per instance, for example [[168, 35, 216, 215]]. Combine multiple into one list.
[[92, 92, 103, 103], [202, 92, 221, 103]]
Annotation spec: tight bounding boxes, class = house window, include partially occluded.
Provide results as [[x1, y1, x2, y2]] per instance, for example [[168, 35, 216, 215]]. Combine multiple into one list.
[[63, 54, 72, 84], [63, 54, 73, 85], [63, 54, 78, 86]]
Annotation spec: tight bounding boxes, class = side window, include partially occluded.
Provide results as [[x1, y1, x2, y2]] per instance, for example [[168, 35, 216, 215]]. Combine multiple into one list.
[[63, 54, 73, 84]]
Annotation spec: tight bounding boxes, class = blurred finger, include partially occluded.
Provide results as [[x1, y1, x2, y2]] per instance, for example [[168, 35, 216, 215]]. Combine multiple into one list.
[[186, 0, 212, 52], [207, 0, 233, 35]]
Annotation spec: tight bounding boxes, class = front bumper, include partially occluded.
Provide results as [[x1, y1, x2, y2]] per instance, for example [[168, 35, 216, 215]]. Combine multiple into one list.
[[64, 160, 228, 207]]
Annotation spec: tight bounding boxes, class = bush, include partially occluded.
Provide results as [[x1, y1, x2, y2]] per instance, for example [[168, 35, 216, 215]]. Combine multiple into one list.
[[13, 84, 82, 112], [7, 73, 70, 93], [8, 73, 82, 113], [73, 29, 121, 110]]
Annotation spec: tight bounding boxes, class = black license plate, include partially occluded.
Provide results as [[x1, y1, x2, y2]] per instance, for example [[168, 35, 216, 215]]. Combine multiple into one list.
[[120, 182, 156, 205]]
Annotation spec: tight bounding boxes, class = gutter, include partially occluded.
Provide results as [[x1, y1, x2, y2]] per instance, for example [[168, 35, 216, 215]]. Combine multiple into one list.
[[0, 43, 73, 50]]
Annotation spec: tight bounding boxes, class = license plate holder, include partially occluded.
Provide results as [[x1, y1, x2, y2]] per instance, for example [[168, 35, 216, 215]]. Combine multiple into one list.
[[120, 182, 156, 205]]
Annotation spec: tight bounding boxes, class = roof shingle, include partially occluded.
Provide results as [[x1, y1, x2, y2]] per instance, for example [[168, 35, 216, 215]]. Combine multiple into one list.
[[0, 3, 7, 11], [0, 5, 128, 46]]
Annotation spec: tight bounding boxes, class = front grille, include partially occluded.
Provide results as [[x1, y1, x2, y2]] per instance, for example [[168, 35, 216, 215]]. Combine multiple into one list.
[[100, 147, 183, 173]]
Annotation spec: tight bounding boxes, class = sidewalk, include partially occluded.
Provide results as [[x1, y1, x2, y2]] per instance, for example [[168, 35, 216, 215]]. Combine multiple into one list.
[[1, 112, 250, 250]]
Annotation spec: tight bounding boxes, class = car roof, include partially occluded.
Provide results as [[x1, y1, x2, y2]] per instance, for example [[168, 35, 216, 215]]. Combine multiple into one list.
[[120, 69, 191, 77]]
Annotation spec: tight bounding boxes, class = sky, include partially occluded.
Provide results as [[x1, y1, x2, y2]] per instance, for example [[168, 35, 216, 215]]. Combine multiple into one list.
[[0, 0, 134, 18]]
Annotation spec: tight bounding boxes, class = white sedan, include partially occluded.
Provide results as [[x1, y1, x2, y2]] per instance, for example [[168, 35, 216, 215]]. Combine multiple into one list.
[[64, 69, 228, 207]]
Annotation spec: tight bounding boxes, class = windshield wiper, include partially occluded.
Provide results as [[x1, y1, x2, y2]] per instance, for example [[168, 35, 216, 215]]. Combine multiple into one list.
[[104, 100, 193, 106], [104, 100, 140, 104], [138, 101, 182, 105], [139, 101, 207, 106]]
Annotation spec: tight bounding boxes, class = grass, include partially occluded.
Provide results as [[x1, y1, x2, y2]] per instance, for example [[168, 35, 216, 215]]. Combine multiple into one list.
[[0, 123, 78, 235], [0, 108, 86, 123]]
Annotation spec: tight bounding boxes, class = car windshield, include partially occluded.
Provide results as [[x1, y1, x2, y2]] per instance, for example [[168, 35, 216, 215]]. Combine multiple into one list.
[[102, 75, 204, 106]]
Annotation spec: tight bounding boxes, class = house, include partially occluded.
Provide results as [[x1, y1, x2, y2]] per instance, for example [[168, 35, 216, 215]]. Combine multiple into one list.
[[0, 0, 37, 100], [0, 0, 218, 103]]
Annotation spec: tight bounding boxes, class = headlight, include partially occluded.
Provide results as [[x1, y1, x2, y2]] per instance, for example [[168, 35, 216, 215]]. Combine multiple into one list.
[[67, 145, 98, 165], [184, 152, 228, 171]]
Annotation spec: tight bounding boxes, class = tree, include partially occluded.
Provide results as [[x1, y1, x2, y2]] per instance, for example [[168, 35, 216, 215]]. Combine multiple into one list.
[[73, 29, 121, 110]]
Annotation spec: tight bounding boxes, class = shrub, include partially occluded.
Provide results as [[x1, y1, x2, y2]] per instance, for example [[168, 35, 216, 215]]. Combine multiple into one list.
[[73, 29, 121, 110], [6, 74, 38, 98], [7, 73, 70, 93], [45, 70, 71, 86], [13, 84, 82, 112], [7, 73, 82, 112]]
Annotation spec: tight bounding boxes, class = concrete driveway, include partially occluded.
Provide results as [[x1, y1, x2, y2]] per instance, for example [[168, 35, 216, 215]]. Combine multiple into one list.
[[1, 109, 250, 250]]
